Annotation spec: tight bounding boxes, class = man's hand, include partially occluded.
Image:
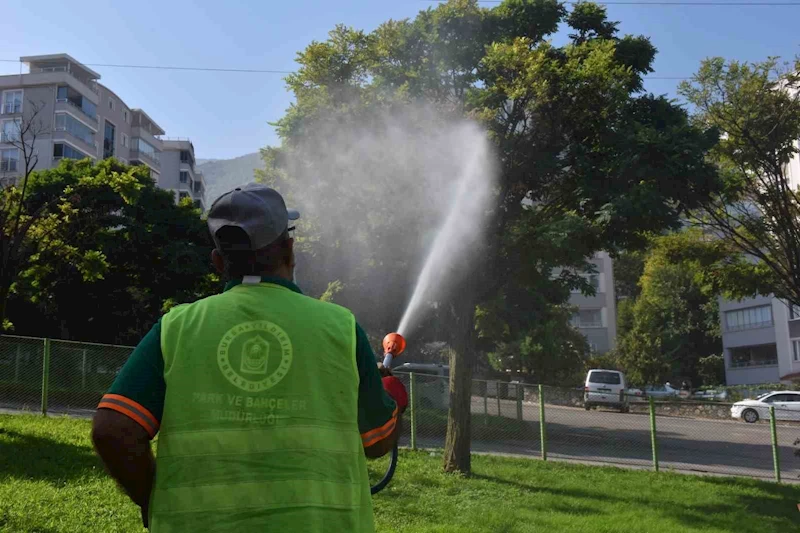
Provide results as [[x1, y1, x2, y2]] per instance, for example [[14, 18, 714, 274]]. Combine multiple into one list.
[[377, 362, 392, 378]]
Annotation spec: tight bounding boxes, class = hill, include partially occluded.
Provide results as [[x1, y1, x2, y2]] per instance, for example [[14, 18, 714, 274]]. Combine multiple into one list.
[[197, 152, 262, 202]]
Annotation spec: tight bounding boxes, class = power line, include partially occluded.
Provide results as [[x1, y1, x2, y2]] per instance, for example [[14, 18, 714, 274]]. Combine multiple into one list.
[[0, 58, 693, 81], [0, 58, 293, 75], [469, 1, 800, 5]]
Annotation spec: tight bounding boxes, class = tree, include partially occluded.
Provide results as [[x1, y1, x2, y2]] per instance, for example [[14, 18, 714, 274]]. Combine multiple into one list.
[[6, 158, 217, 344], [0, 99, 50, 328], [0, 126, 149, 330], [615, 231, 722, 386], [680, 57, 800, 308], [613, 250, 646, 301], [261, 0, 719, 474]]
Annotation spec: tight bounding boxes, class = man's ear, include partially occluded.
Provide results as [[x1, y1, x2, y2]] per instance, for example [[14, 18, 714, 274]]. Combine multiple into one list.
[[211, 249, 225, 273]]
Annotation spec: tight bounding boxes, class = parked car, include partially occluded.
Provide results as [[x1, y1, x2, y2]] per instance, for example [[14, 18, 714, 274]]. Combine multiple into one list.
[[692, 389, 729, 401], [626, 387, 646, 403], [393, 363, 449, 409], [584, 369, 629, 412], [642, 383, 681, 399], [730, 391, 800, 423]]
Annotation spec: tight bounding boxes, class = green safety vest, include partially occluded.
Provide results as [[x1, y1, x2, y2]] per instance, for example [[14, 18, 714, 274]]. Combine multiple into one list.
[[150, 278, 374, 532]]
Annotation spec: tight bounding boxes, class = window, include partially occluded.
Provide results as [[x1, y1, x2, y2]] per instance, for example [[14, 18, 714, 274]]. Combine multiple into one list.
[[53, 143, 89, 160], [179, 171, 189, 183], [193, 180, 202, 193], [588, 371, 621, 385], [2, 90, 23, 114], [725, 305, 773, 332], [54, 114, 95, 146], [1, 118, 21, 143], [124, 110, 128, 123], [178, 191, 190, 200], [791, 304, 800, 320], [108, 98, 114, 110], [0, 148, 19, 172], [56, 86, 97, 120], [133, 138, 160, 162], [122, 133, 128, 148], [793, 339, 800, 362], [103, 121, 116, 159], [571, 309, 603, 328], [570, 273, 601, 294], [763, 394, 790, 404], [729, 344, 778, 368], [180, 150, 193, 165]]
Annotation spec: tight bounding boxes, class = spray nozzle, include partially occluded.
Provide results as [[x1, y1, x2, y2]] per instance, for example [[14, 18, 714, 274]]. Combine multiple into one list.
[[382, 332, 406, 369]]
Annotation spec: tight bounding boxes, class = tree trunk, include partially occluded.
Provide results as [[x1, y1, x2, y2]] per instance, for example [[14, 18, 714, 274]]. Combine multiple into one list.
[[442, 292, 477, 474], [0, 280, 11, 331]]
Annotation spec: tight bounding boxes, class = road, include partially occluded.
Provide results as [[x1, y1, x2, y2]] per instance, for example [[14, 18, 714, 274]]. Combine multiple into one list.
[[397, 396, 800, 482], [2, 395, 799, 482]]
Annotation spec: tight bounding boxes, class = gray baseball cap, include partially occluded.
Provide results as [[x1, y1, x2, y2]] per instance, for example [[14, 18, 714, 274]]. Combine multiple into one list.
[[207, 183, 300, 251]]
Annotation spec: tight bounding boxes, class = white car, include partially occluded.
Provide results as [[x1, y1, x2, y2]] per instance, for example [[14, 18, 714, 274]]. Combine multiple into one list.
[[584, 369, 629, 412], [730, 391, 800, 423]]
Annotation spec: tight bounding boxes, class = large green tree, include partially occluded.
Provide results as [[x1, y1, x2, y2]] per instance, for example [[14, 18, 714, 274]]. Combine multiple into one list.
[[261, 0, 719, 473], [6, 159, 217, 345], [615, 231, 722, 386], [680, 57, 800, 307]]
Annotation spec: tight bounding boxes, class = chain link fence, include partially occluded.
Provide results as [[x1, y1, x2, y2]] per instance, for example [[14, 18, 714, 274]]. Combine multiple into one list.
[[1, 335, 798, 483], [392, 372, 800, 483], [0, 335, 133, 416]]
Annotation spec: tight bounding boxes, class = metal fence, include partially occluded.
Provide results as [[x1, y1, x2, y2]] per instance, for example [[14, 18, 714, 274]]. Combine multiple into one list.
[[391, 372, 800, 484], [0, 334, 798, 483], [0, 335, 133, 416]]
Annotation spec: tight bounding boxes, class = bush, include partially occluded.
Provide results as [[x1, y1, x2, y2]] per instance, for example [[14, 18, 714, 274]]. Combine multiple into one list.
[[697, 354, 725, 386]]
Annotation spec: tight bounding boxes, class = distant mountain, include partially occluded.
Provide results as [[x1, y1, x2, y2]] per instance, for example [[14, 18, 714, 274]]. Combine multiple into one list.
[[197, 152, 262, 202]]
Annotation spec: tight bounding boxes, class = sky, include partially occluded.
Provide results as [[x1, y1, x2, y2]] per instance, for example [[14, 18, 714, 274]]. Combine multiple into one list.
[[1, 0, 799, 160]]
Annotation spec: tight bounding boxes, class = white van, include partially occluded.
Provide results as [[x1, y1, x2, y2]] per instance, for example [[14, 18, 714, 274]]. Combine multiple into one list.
[[392, 363, 449, 410], [584, 369, 629, 412]]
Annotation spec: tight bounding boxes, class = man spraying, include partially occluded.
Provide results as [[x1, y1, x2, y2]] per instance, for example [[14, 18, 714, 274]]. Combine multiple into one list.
[[91, 183, 408, 532]]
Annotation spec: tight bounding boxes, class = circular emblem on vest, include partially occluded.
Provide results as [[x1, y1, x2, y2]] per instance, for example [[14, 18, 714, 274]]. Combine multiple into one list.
[[217, 321, 293, 392]]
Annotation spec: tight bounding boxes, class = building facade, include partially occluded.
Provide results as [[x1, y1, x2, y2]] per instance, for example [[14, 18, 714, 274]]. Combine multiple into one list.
[[0, 54, 204, 208], [161, 139, 205, 210], [718, 296, 800, 385], [569, 251, 618, 354]]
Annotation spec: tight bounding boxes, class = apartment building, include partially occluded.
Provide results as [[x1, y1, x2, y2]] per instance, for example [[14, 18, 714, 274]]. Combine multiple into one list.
[[718, 297, 800, 385], [161, 139, 205, 210], [569, 252, 618, 354], [0, 54, 204, 208]]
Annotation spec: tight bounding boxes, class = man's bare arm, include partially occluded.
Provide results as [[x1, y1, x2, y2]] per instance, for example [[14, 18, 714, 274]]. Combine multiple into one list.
[[91, 409, 156, 518]]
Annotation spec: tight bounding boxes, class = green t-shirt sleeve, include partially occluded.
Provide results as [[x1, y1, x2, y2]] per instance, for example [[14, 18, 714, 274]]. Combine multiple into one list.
[[355, 322, 398, 444], [98, 319, 166, 437]]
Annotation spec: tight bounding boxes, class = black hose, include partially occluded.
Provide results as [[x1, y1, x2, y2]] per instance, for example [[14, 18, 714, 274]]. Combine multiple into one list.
[[370, 441, 399, 495]]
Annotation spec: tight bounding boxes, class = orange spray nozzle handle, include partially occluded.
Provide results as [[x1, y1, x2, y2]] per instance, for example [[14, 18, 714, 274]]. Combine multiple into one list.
[[382, 332, 406, 369]]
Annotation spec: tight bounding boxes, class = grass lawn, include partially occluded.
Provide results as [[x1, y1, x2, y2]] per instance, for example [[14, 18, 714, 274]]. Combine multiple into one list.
[[1, 414, 798, 532]]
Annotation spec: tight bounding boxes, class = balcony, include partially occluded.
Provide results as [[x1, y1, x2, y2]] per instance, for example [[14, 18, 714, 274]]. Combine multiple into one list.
[[52, 129, 98, 158], [55, 99, 98, 127], [130, 149, 161, 169], [728, 344, 779, 369], [32, 66, 99, 94], [0, 160, 19, 173], [0, 132, 20, 144]]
